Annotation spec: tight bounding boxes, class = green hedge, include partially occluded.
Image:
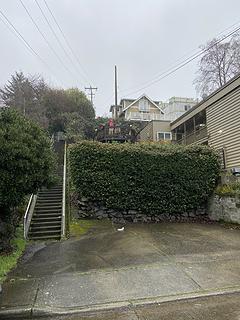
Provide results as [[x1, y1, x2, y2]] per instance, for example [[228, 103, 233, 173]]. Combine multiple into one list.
[[69, 142, 220, 215]]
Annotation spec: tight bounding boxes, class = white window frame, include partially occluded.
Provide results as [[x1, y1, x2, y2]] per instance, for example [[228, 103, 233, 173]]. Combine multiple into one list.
[[157, 131, 172, 141], [139, 98, 150, 112]]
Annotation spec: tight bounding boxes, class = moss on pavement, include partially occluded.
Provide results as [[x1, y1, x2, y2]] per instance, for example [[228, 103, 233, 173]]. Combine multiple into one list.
[[69, 219, 96, 237]]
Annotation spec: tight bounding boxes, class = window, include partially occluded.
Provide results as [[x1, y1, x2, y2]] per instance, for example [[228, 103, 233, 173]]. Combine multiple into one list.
[[184, 105, 191, 111], [164, 133, 171, 140], [157, 132, 172, 141], [139, 98, 149, 112]]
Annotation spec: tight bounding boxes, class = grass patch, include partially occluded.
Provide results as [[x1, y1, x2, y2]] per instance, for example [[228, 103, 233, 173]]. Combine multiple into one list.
[[215, 182, 240, 197], [218, 220, 240, 230], [0, 225, 26, 283], [69, 219, 95, 237]]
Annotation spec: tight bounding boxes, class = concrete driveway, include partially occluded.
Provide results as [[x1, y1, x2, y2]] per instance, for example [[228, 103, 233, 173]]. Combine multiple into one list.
[[1, 220, 240, 318]]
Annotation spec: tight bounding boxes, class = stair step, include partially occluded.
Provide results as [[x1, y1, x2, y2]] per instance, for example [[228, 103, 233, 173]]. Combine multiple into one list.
[[33, 212, 62, 217], [39, 190, 62, 193], [34, 216, 61, 220], [37, 198, 62, 203], [31, 221, 61, 227], [28, 230, 61, 237], [38, 197, 62, 200], [30, 225, 61, 231], [35, 204, 62, 208], [40, 190, 62, 194], [37, 196, 62, 199], [39, 188, 62, 192], [36, 205, 61, 209], [35, 208, 62, 213], [35, 208, 62, 212], [32, 217, 62, 222], [28, 235, 61, 240], [32, 214, 62, 218], [35, 212, 61, 216], [41, 186, 63, 190], [36, 201, 62, 204], [38, 194, 62, 197]]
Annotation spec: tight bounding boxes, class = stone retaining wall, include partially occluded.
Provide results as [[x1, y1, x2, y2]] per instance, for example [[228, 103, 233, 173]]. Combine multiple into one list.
[[77, 197, 208, 223], [209, 195, 240, 224]]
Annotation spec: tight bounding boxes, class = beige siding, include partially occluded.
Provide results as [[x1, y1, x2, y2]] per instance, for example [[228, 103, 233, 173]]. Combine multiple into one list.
[[153, 121, 171, 141], [206, 86, 240, 169], [127, 106, 139, 112], [128, 101, 160, 113], [139, 120, 171, 141], [139, 122, 153, 141]]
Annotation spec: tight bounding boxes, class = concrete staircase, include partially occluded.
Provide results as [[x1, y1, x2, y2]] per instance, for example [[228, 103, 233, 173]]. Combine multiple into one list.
[[28, 139, 65, 241], [28, 184, 63, 240]]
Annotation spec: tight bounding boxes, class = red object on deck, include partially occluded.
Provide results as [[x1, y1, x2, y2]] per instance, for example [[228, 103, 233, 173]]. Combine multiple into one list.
[[108, 119, 114, 128]]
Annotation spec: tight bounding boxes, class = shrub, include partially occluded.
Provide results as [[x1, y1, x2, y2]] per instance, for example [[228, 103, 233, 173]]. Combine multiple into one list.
[[0, 109, 56, 252], [69, 142, 220, 216], [215, 182, 240, 197]]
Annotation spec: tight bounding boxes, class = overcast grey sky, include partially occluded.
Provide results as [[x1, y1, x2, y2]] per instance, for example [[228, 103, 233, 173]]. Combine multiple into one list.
[[1, 0, 240, 115]]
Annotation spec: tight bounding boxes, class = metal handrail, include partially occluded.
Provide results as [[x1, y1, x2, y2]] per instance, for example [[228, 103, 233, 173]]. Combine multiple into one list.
[[23, 193, 37, 239], [61, 141, 67, 238]]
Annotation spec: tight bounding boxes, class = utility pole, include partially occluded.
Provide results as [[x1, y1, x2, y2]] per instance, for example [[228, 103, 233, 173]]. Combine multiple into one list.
[[114, 65, 118, 106], [85, 86, 98, 106]]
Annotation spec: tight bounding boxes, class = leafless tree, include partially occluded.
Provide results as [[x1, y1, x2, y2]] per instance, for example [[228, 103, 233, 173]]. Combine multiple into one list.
[[194, 34, 240, 99]]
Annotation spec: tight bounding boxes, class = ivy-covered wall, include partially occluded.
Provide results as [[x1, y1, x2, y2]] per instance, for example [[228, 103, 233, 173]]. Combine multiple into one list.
[[69, 142, 220, 217]]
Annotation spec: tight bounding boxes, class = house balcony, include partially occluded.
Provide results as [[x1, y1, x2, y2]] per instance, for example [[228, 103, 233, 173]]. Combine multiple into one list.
[[95, 125, 132, 143], [174, 126, 208, 145], [126, 112, 163, 121]]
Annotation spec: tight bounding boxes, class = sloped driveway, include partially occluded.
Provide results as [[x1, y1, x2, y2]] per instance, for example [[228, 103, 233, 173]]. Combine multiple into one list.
[[1, 221, 240, 318]]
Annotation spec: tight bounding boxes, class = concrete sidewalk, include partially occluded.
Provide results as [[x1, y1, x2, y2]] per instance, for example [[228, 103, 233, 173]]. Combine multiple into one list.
[[1, 221, 240, 318]]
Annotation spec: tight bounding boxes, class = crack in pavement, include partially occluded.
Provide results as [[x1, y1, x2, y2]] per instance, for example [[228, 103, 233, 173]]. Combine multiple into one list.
[[31, 284, 40, 316], [129, 230, 204, 290]]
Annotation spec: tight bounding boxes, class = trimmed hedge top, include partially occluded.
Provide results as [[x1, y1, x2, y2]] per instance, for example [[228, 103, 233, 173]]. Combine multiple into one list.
[[69, 141, 220, 215]]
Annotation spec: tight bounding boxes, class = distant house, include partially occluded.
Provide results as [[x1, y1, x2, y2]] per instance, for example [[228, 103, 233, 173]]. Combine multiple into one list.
[[110, 94, 164, 122], [110, 94, 197, 122], [139, 73, 240, 170], [161, 97, 197, 121]]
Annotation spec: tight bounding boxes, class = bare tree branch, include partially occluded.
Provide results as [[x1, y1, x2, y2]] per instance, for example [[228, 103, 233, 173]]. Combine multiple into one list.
[[194, 35, 240, 98]]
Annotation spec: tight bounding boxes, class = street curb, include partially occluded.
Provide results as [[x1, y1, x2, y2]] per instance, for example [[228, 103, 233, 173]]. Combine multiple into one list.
[[130, 287, 240, 307], [1, 287, 240, 318], [0, 306, 31, 319], [32, 301, 132, 317]]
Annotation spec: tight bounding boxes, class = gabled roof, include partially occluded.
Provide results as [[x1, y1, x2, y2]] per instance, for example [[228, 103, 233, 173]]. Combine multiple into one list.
[[121, 94, 164, 114]]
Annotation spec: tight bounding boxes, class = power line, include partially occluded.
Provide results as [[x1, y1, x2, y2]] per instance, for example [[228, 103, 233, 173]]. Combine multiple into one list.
[[34, 0, 84, 87], [120, 24, 240, 97], [19, 0, 79, 85], [85, 86, 98, 106], [43, 0, 92, 85], [119, 19, 240, 96], [0, 8, 62, 86]]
